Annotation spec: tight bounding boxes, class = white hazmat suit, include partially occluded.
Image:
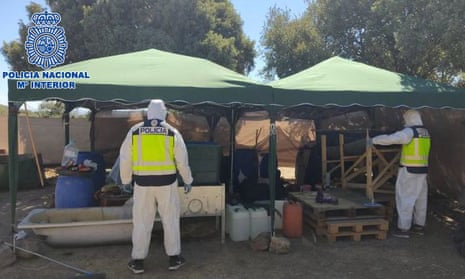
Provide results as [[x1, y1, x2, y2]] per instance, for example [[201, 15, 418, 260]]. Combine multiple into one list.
[[120, 100, 193, 260], [372, 110, 430, 231]]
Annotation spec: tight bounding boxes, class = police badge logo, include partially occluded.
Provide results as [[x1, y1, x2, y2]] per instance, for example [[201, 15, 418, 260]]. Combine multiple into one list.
[[25, 11, 68, 70], [150, 119, 160, 126]]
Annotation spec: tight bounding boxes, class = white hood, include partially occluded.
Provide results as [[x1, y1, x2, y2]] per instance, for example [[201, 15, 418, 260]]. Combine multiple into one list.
[[403, 109, 423, 126], [147, 99, 167, 120]]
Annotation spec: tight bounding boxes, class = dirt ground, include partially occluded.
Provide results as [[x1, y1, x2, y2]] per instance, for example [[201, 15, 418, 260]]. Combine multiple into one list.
[[1, 178, 465, 279]]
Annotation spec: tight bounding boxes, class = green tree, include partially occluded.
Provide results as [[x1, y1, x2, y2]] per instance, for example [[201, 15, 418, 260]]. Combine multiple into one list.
[[3, 0, 255, 74], [1, 2, 43, 71], [46, 0, 96, 64], [261, 0, 465, 85], [261, 6, 329, 79], [37, 101, 65, 118]]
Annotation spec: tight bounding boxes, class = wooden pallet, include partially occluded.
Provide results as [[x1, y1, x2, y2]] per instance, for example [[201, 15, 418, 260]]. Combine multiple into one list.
[[326, 218, 389, 234], [325, 218, 388, 242], [289, 191, 387, 236], [325, 230, 387, 242]]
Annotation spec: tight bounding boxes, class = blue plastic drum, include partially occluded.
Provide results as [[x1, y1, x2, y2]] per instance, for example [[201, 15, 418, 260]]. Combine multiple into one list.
[[55, 175, 97, 208]]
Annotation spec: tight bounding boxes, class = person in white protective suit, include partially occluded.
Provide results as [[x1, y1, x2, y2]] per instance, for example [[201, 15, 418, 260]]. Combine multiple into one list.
[[119, 99, 193, 274], [370, 109, 431, 238]]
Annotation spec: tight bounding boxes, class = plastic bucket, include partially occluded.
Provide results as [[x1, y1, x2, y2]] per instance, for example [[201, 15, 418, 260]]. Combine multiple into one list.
[[282, 201, 303, 238], [55, 175, 97, 208], [77, 151, 105, 190]]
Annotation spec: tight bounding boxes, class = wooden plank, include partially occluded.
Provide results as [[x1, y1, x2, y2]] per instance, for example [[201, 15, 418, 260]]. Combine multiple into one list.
[[321, 135, 327, 184], [372, 152, 400, 187], [366, 130, 373, 200], [339, 134, 346, 188], [343, 153, 367, 180], [373, 147, 391, 167], [344, 167, 367, 182], [377, 148, 401, 153], [328, 156, 361, 162]]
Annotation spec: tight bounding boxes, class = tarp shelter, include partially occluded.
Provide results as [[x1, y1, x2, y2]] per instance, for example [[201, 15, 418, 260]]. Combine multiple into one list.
[[8, 52, 465, 237], [7, 48, 274, 234], [269, 56, 465, 204]]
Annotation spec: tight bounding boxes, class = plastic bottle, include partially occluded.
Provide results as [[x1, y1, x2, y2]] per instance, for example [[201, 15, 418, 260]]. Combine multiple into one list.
[[61, 140, 79, 167]]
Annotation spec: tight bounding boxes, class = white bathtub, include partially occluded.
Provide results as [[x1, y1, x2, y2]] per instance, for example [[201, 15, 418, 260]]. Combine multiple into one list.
[[17, 206, 133, 246], [17, 185, 226, 246]]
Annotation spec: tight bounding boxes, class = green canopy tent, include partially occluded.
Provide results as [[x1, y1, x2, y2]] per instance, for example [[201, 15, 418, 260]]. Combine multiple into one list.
[[271, 56, 465, 110], [267, 56, 465, 217], [7, 48, 274, 235]]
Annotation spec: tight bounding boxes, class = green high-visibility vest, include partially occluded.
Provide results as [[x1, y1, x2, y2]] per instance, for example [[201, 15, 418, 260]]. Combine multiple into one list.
[[400, 126, 431, 167], [131, 125, 175, 176]]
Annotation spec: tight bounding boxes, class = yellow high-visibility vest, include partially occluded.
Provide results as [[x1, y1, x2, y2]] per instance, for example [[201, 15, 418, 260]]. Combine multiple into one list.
[[131, 124, 175, 176], [400, 127, 431, 167]]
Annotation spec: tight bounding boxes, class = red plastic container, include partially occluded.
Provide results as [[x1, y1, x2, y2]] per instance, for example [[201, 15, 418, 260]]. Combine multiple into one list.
[[282, 201, 303, 238]]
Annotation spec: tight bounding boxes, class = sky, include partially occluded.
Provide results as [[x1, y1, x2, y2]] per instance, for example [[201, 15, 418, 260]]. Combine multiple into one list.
[[0, 0, 307, 106]]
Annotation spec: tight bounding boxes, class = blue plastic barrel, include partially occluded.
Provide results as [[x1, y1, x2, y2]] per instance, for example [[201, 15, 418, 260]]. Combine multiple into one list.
[[77, 151, 106, 191], [55, 175, 97, 208]]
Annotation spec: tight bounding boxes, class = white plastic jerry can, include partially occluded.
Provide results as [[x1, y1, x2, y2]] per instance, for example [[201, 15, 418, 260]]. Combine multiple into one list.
[[273, 200, 285, 229], [248, 207, 269, 239], [226, 203, 244, 234], [228, 206, 250, 242]]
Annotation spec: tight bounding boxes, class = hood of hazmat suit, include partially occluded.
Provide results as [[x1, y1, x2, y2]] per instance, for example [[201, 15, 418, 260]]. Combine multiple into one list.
[[403, 110, 423, 127], [147, 99, 167, 120]]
